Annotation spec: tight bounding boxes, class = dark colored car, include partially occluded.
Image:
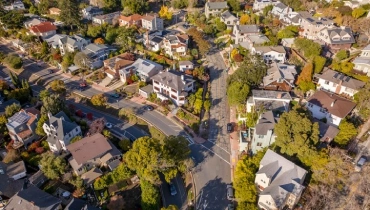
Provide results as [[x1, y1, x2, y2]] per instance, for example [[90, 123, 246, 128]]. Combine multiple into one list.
[[227, 184, 234, 200], [110, 93, 120, 98], [145, 105, 154, 111], [227, 123, 233, 133], [169, 183, 177, 196]]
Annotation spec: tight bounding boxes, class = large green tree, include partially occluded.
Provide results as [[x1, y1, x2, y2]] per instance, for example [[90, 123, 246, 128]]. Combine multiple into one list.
[[274, 107, 320, 166], [140, 180, 159, 210], [294, 38, 322, 59], [40, 94, 67, 115], [121, 0, 148, 14], [59, 0, 81, 28], [5, 103, 21, 117], [0, 10, 24, 29], [103, 0, 120, 12], [39, 152, 67, 179], [227, 82, 249, 106], [334, 119, 357, 146], [277, 25, 299, 39], [354, 83, 370, 119]]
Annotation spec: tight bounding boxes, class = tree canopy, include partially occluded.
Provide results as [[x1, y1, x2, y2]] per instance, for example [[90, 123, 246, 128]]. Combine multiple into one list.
[[227, 82, 250, 106], [59, 0, 81, 27], [40, 94, 67, 115], [334, 119, 357, 147], [121, 0, 148, 14], [140, 180, 159, 210], [125, 136, 190, 184], [50, 80, 66, 93], [354, 83, 370, 119], [39, 152, 67, 179], [277, 25, 299, 39], [296, 62, 315, 92], [91, 94, 107, 107], [294, 38, 322, 59], [5, 103, 21, 117]]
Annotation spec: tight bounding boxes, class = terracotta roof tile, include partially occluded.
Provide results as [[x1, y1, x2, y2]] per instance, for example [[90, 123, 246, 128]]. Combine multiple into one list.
[[29, 22, 57, 33]]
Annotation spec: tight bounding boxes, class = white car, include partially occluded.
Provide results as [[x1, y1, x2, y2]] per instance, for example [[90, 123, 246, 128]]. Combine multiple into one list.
[[105, 122, 113, 129], [355, 156, 367, 172]]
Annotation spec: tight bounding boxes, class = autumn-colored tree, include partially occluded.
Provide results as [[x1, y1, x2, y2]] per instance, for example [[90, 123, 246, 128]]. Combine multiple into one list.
[[352, 7, 366, 19], [296, 62, 315, 92], [91, 94, 107, 106], [94, 37, 105, 44], [233, 54, 243, 62], [158, 6, 172, 20], [239, 14, 250, 25]]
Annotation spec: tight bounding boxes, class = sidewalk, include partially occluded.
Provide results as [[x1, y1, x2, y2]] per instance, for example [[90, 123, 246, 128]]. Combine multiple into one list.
[[229, 107, 239, 181]]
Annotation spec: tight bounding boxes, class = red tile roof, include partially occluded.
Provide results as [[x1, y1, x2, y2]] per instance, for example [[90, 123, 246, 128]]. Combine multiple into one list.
[[29, 22, 57, 33]]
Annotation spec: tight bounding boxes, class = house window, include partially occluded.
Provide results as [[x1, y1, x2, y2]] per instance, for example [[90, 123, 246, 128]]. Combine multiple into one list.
[[75, 128, 78, 131], [324, 81, 329, 85], [308, 103, 313, 108], [258, 135, 264, 138], [320, 108, 326, 113], [257, 142, 262, 146]]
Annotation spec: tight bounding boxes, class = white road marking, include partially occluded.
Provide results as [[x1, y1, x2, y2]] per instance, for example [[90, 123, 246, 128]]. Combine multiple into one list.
[[200, 144, 230, 165], [208, 141, 231, 155]]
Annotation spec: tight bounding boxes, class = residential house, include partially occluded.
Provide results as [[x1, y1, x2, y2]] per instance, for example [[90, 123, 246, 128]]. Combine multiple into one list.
[[281, 37, 295, 48], [253, 0, 278, 11], [162, 34, 189, 59], [314, 119, 339, 144], [92, 11, 120, 25], [141, 14, 164, 31], [317, 26, 355, 52], [65, 198, 100, 210], [271, 2, 301, 26], [119, 58, 163, 83], [250, 111, 278, 154], [28, 170, 48, 188], [246, 90, 292, 113], [6, 161, 26, 181], [82, 43, 116, 69], [102, 53, 135, 79], [146, 36, 163, 52], [28, 22, 57, 38], [43, 111, 82, 153], [315, 68, 365, 98], [0, 99, 20, 115], [298, 12, 334, 40], [271, 2, 292, 17], [151, 71, 195, 106], [11, 39, 30, 52], [49, 7, 61, 15], [220, 10, 238, 29], [67, 133, 121, 175], [4, 0, 25, 11], [58, 35, 90, 55], [81, 168, 103, 185], [252, 46, 286, 63], [353, 44, 370, 75], [24, 17, 46, 28], [344, 0, 370, 9], [0, 162, 24, 199], [179, 60, 194, 72], [205, 1, 228, 18], [139, 84, 153, 98], [119, 14, 143, 27], [89, 0, 104, 8], [306, 90, 356, 126], [4, 185, 61, 210], [6, 108, 39, 149], [238, 34, 270, 50], [45, 34, 67, 48], [232, 25, 260, 44], [82, 6, 103, 20], [255, 149, 307, 210], [262, 62, 297, 91]]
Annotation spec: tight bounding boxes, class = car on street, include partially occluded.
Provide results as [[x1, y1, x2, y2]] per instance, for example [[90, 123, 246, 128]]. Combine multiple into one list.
[[227, 184, 234, 200], [109, 93, 120, 98], [169, 183, 177, 196], [355, 156, 367, 172], [227, 123, 233, 133], [144, 105, 154, 111], [105, 122, 113, 129], [228, 202, 235, 210]]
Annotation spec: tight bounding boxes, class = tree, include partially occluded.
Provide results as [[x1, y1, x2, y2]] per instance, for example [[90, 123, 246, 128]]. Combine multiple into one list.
[[227, 82, 250, 106], [277, 25, 299, 39], [87, 24, 103, 38], [159, 6, 172, 20], [41, 41, 49, 56], [332, 61, 354, 73], [335, 49, 348, 61], [102, 129, 112, 138], [0, 80, 7, 92], [39, 90, 50, 101], [3, 149, 20, 163], [59, 0, 81, 29], [125, 136, 190, 184], [5, 103, 21, 117], [7, 88, 30, 103], [39, 152, 67, 179], [187, 27, 210, 57], [4, 54, 23, 69], [354, 83, 370, 119], [114, 27, 136, 51], [334, 119, 357, 146], [9, 71, 21, 88], [274, 107, 320, 166], [352, 7, 366, 19], [140, 180, 159, 210], [239, 14, 250, 25], [61, 52, 75, 71], [40, 94, 67, 115], [263, 4, 273, 16], [294, 38, 322, 59], [227, 0, 240, 12], [94, 37, 105, 44], [215, 18, 226, 32], [103, 0, 120, 12], [36, 115, 48, 136], [296, 62, 315, 92], [70, 136, 82, 144], [50, 80, 66, 93], [119, 139, 131, 152], [91, 94, 107, 106], [313, 56, 326, 73], [74, 52, 90, 69], [227, 55, 267, 87], [0, 10, 24, 29], [121, 0, 148, 14], [69, 176, 84, 189]]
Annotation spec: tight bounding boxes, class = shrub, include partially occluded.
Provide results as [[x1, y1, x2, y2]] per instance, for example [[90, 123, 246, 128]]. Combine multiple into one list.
[[28, 141, 41, 152], [4, 54, 23, 69], [35, 147, 45, 154], [21, 151, 30, 159]]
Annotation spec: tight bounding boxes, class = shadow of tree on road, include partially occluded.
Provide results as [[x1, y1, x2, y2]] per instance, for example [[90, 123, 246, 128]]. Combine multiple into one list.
[[196, 176, 229, 210]]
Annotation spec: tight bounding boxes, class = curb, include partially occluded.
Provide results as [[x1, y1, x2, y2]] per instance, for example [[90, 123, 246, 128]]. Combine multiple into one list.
[[190, 171, 196, 210]]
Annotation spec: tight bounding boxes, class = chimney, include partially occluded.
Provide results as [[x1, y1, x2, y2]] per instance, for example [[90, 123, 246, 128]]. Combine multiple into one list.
[[47, 112, 52, 119], [340, 25, 346, 30], [181, 75, 184, 81], [331, 100, 336, 107], [277, 93, 282, 99]]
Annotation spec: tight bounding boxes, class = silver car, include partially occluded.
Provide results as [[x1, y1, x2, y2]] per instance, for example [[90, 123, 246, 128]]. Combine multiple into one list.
[[227, 184, 234, 200], [355, 156, 367, 172]]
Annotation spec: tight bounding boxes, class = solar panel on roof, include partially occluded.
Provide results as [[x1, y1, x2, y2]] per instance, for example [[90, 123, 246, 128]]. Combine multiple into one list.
[[142, 61, 150, 66], [333, 73, 339, 78], [339, 74, 345, 80], [307, 18, 314, 22], [345, 77, 351, 82]]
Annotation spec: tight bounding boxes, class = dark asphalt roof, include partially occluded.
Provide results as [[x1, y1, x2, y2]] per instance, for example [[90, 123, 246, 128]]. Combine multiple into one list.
[[46, 111, 79, 144], [65, 198, 100, 210], [255, 111, 278, 135], [151, 70, 194, 92], [315, 68, 364, 90]]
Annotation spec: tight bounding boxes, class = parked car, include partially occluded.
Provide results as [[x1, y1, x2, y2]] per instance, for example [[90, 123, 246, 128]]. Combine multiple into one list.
[[75, 110, 85, 118], [109, 93, 120, 98], [105, 122, 113, 129], [169, 183, 177, 196], [228, 202, 235, 210], [145, 105, 154, 111], [226, 184, 234, 200], [227, 123, 233, 133], [355, 156, 367, 172]]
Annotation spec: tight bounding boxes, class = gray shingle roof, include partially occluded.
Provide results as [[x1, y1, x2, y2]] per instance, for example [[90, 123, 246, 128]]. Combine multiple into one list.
[[7, 161, 26, 177], [315, 68, 364, 90], [206, 1, 228, 10], [5, 185, 61, 210], [254, 46, 286, 54], [151, 70, 195, 92], [263, 62, 296, 87], [313, 119, 339, 142], [46, 111, 79, 144], [65, 198, 100, 210], [255, 111, 278, 135], [236, 25, 260, 34], [122, 58, 163, 76], [320, 27, 355, 45]]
